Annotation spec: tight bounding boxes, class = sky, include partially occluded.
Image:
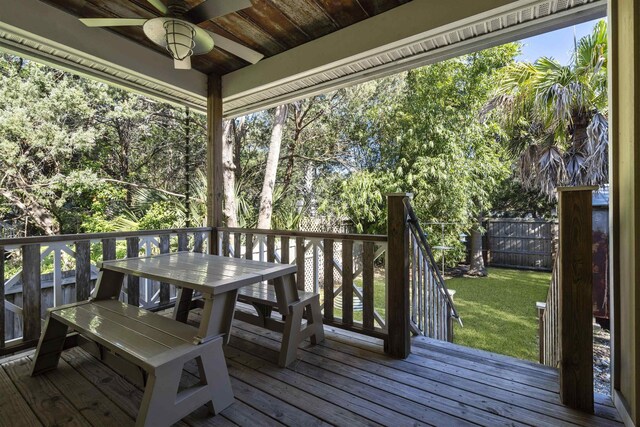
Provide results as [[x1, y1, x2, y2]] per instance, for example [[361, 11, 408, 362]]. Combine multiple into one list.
[[516, 18, 605, 65]]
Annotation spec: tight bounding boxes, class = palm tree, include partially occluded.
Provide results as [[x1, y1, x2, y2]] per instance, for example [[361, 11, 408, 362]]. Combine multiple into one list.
[[487, 20, 608, 199]]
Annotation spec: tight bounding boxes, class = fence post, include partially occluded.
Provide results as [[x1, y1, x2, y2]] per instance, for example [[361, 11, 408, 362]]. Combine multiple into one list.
[[386, 193, 411, 358], [558, 186, 595, 413]]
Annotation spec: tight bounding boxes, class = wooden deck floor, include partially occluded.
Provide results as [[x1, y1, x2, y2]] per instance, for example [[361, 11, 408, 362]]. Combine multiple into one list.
[[0, 319, 623, 427]]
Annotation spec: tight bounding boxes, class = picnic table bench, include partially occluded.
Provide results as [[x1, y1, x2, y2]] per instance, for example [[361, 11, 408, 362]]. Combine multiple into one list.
[[30, 252, 324, 426], [235, 278, 324, 367]]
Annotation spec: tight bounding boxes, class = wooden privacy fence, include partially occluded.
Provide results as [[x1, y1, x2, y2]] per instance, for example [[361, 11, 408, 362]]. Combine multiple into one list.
[[485, 218, 557, 271]]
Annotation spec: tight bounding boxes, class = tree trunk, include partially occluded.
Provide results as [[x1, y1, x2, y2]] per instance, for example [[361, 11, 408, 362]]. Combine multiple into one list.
[[468, 213, 487, 276], [1, 190, 59, 235], [222, 119, 238, 227], [257, 104, 288, 230]]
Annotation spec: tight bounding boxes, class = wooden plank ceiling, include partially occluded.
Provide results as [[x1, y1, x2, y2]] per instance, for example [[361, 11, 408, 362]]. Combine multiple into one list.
[[38, 0, 410, 75]]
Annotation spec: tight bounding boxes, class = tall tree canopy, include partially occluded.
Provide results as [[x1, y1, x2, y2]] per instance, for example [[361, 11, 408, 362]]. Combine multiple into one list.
[[488, 20, 608, 198], [330, 45, 518, 260]]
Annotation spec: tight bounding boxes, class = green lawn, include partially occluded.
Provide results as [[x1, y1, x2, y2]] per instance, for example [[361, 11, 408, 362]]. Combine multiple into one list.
[[446, 268, 551, 361]]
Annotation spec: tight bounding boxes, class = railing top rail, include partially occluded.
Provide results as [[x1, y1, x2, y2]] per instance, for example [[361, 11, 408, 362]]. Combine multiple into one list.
[[403, 199, 461, 322], [0, 227, 212, 246], [217, 227, 388, 242]]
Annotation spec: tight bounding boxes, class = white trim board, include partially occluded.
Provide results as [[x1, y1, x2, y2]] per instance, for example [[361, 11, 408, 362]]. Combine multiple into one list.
[[222, 0, 606, 117], [0, 0, 605, 117]]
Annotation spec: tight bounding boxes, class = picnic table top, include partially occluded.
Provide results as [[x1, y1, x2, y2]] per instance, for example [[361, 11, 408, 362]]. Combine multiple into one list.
[[99, 252, 297, 295]]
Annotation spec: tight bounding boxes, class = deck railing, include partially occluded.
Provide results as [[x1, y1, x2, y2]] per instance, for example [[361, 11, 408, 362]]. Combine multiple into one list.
[[1, 195, 462, 358], [0, 227, 211, 354], [535, 186, 595, 413], [537, 256, 560, 367], [216, 227, 389, 340], [404, 199, 460, 342]]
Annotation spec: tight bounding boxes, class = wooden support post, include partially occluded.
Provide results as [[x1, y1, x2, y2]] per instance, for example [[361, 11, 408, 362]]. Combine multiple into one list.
[[102, 238, 116, 261], [245, 233, 253, 260], [558, 186, 595, 413], [126, 237, 140, 306], [363, 241, 375, 330], [194, 232, 205, 253], [207, 74, 224, 255], [75, 240, 91, 302], [22, 244, 41, 341], [178, 233, 188, 252], [159, 235, 170, 304], [280, 236, 290, 264], [296, 237, 305, 291], [323, 239, 334, 321], [342, 240, 354, 326], [0, 245, 4, 348], [386, 194, 411, 358]]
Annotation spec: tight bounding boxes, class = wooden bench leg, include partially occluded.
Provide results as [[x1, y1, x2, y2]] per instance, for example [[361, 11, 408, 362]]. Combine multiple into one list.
[[196, 338, 234, 413], [307, 295, 325, 345], [136, 338, 234, 427], [31, 315, 69, 376], [279, 304, 305, 368], [279, 295, 325, 367]]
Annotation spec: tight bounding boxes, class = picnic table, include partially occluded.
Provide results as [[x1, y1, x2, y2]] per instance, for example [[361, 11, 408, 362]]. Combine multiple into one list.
[[31, 252, 305, 427]]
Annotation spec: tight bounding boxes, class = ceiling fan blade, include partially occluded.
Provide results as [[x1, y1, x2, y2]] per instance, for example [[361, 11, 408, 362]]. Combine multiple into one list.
[[209, 32, 263, 64], [174, 57, 192, 70], [145, 0, 168, 15], [185, 0, 252, 23], [80, 18, 147, 27]]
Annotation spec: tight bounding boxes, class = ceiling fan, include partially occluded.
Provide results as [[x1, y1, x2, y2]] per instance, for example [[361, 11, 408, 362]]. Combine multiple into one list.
[[79, 0, 263, 70]]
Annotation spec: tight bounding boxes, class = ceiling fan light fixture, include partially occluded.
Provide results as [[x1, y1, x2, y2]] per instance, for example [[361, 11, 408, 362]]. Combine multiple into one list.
[[164, 19, 196, 61]]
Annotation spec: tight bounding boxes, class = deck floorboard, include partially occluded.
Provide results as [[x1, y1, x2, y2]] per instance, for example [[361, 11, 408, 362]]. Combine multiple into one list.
[[0, 316, 622, 427]]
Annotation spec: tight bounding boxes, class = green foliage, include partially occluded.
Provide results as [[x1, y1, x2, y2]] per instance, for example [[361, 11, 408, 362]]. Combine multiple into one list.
[[138, 202, 180, 230], [489, 20, 609, 198], [447, 268, 551, 361], [334, 45, 518, 254], [0, 53, 206, 235]]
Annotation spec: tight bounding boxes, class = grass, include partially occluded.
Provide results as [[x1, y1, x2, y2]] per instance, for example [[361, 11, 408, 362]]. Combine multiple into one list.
[[446, 268, 551, 361]]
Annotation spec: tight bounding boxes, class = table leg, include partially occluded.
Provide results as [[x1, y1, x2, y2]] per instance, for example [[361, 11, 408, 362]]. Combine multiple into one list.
[[173, 287, 194, 323], [91, 269, 126, 301], [196, 290, 238, 345]]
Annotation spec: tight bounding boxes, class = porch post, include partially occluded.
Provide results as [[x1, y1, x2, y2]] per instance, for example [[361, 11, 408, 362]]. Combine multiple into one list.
[[557, 186, 595, 413], [207, 74, 224, 255], [386, 193, 411, 358], [609, 0, 640, 423]]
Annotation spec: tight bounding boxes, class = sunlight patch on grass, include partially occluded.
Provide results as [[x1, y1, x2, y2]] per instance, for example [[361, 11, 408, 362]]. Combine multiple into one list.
[[447, 268, 551, 361]]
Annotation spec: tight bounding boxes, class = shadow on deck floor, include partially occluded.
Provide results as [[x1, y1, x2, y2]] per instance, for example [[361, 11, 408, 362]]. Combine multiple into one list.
[[0, 320, 623, 427]]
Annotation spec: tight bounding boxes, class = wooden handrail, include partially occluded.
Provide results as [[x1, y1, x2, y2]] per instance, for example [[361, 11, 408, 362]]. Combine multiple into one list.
[[217, 227, 387, 242], [1, 228, 212, 353], [404, 199, 460, 322], [0, 227, 212, 247]]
